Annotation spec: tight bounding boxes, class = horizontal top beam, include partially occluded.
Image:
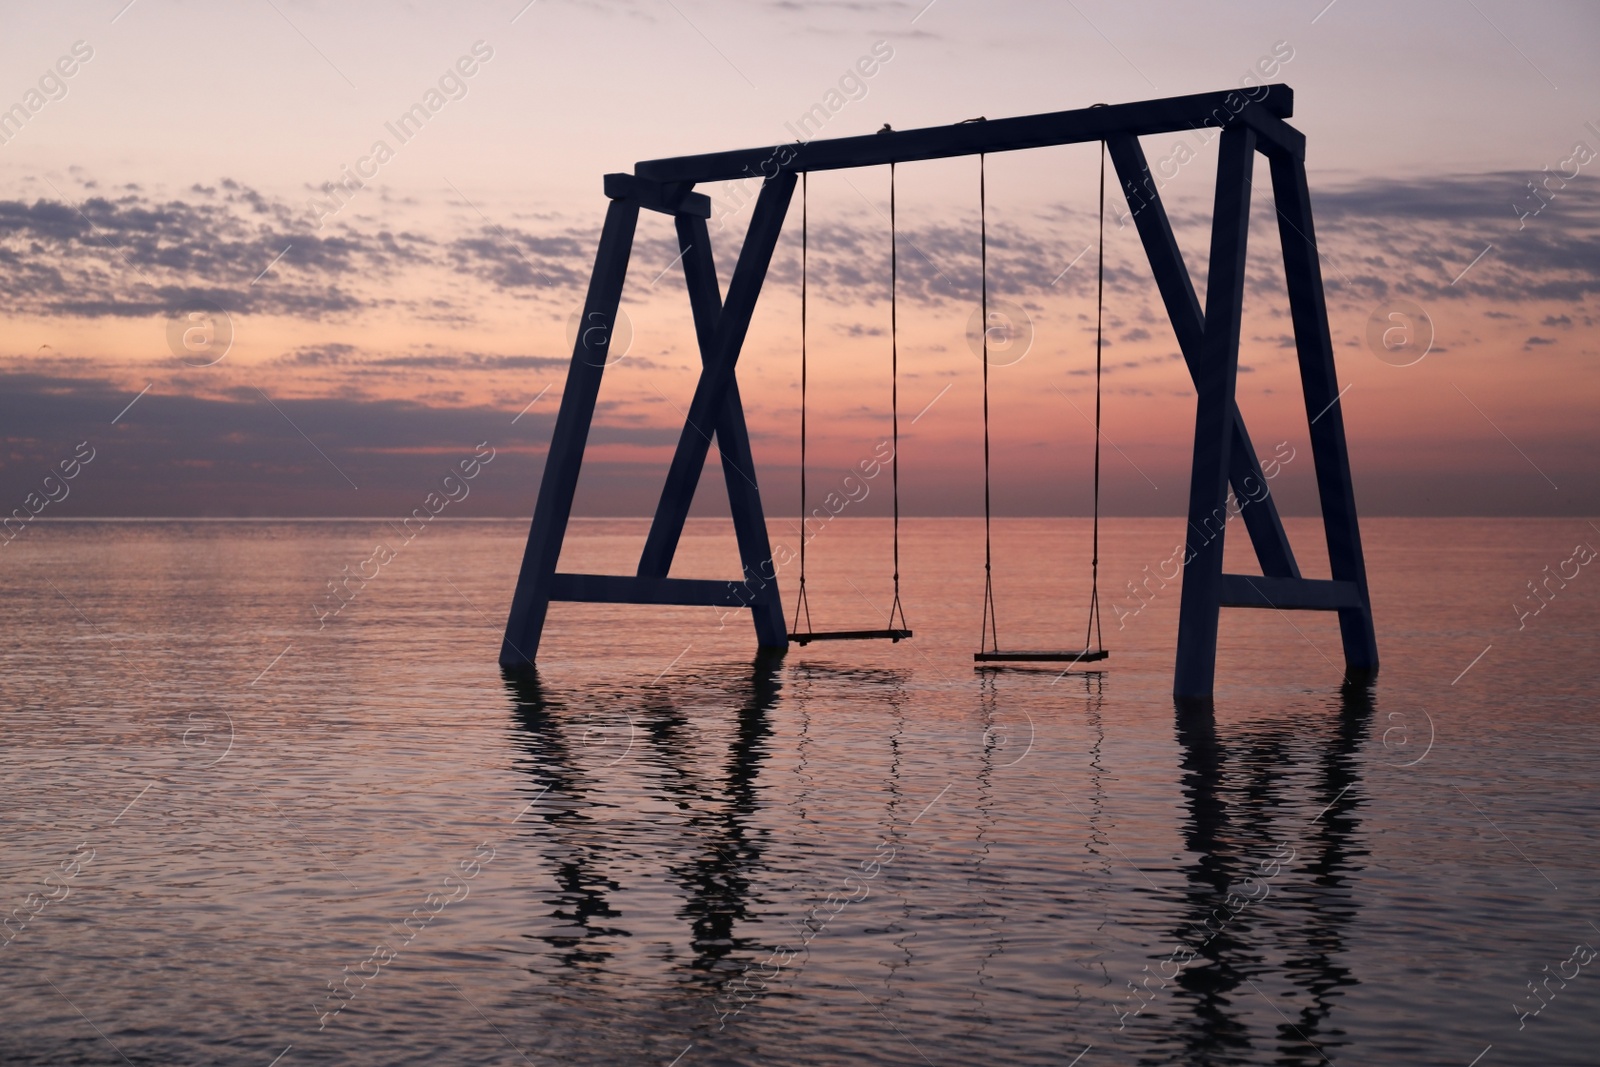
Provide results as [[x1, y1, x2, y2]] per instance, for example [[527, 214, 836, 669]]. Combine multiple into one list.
[[635, 85, 1295, 184]]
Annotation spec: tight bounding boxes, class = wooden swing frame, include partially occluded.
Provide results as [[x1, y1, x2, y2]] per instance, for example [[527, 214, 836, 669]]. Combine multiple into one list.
[[499, 85, 1378, 700]]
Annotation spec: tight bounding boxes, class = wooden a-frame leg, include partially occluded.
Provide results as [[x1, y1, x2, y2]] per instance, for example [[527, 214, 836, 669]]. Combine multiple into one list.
[[1268, 150, 1379, 678], [1174, 126, 1257, 700], [500, 197, 641, 669]]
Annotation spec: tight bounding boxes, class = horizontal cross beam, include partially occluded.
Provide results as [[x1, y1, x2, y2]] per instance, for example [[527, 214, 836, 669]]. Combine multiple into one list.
[[635, 86, 1299, 184], [1217, 575, 1363, 611], [550, 572, 767, 608]]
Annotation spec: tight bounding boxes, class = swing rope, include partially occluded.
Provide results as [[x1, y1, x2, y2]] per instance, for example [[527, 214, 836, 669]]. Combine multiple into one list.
[[788, 167, 912, 646], [887, 161, 909, 633], [973, 144, 1109, 665], [792, 171, 813, 636], [1085, 141, 1107, 654], [978, 152, 1000, 654]]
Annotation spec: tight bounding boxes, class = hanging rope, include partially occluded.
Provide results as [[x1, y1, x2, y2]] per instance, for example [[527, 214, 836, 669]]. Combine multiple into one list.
[[788, 167, 910, 644], [1085, 142, 1107, 654], [978, 152, 1000, 654], [887, 161, 909, 633], [793, 171, 813, 636], [974, 144, 1108, 662]]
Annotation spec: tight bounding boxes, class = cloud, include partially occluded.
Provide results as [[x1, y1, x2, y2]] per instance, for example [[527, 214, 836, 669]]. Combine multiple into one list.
[[0, 179, 613, 327], [280, 343, 360, 366], [1289, 171, 1600, 306], [0, 185, 435, 320], [1311, 173, 1543, 224], [2, 167, 1592, 369], [443, 227, 594, 290], [0, 371, 681, 517]]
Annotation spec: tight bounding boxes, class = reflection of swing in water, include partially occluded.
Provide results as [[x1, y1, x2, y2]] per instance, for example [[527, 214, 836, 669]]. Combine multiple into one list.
[[502, 672, 627, 968], [501, 662, 782, 979], [1143, 687, 1371, 1060]]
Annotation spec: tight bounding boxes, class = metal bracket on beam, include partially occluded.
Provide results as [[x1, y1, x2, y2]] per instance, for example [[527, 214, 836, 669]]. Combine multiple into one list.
[[604, 172, 711, 218]]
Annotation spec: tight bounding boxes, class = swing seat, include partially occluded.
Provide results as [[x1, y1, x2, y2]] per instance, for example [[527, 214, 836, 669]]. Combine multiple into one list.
[[973, 648, 1108, 663], [789, 628, 913, 645], [786, 170, 914, 655]]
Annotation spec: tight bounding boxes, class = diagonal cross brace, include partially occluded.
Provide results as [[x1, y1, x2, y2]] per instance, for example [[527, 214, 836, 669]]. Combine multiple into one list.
[[500, 197, 641, 668], [1106, 134, 1300, 580], [638, 218, 762, 579], [633, 172, 798, 615], [635, 212, 787, 646]]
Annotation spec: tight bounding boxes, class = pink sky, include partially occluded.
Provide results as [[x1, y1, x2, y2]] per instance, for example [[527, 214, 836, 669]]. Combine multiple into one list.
[[1, 0, 1596, 516]]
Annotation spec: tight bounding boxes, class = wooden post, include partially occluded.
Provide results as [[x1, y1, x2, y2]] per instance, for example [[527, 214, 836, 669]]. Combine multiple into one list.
[[500, 196, 640, 668], [1174, 126, 1256, 700], [1267, 150, 1379, 678]]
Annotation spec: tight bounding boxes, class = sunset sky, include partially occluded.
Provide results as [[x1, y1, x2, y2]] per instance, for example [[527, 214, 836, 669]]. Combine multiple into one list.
[[1, 0, 1596, 518]]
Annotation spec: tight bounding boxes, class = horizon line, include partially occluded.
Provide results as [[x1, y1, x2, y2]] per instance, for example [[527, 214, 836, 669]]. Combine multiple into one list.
[[17, 514, 1594, 522]]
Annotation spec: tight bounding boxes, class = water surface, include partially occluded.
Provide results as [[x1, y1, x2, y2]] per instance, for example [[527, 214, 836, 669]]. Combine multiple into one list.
[[2, 517, 1597, 1065]]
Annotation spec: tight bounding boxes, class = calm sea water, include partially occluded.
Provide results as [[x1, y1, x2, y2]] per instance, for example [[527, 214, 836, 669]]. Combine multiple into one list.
[[2, 516, 1597, 1066]]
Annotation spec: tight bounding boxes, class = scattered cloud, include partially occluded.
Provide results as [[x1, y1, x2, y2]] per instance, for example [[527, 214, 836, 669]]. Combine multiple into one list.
[[0, 371, 679, 517], [3, 169, 1594, 338]]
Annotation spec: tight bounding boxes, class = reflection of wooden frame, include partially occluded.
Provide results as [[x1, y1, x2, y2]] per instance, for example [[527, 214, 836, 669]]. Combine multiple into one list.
[[500, 85, 1377, 700]]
